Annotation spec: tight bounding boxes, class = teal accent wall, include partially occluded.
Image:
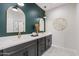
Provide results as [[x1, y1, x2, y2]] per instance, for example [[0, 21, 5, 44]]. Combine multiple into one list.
[[0, 3, 45, 37]]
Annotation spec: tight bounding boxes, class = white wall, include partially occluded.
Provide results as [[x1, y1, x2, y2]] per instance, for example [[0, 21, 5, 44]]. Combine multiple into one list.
[[76, 4, 79, 52], [46, 4, 77, 50]]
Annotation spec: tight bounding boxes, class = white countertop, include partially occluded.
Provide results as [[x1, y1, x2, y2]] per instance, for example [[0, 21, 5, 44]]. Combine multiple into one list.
[[0, 32, 52, 50]]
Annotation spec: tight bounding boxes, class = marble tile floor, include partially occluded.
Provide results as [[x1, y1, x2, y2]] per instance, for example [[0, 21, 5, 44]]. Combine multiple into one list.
[[42, 46, 77, 56]]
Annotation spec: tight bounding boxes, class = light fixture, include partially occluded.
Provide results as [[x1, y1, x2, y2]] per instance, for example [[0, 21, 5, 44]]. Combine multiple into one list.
[[17, 3, 24, 6], [12, 5, 18, 12], [43, 16, 46, 18], [12, 8, 18, 12], [12, 3, 24, 12], [12, 7, 18, 12]]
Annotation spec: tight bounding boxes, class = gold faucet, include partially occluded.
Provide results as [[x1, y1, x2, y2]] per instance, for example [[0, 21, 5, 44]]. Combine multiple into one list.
[[18, 32, 21, 38]]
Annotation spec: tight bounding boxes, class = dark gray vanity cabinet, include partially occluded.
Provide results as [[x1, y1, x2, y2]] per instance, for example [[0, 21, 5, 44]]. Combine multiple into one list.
[[2, 40, 37, 56], [1, 34, 52, 56], [45, 35, 52, 50]]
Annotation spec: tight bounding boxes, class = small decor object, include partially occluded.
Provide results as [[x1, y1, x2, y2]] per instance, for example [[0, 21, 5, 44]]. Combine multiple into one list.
[[53, 18, 67, 31], [35, 23, 39, 35], [31, 32, 38, 37]]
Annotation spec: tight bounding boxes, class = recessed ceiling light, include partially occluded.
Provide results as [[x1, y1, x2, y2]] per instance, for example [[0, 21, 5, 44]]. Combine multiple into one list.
[[17, 3, 24, 6]]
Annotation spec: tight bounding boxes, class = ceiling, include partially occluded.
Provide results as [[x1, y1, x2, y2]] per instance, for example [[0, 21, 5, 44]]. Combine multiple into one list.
[[36, 3, 65, 11]]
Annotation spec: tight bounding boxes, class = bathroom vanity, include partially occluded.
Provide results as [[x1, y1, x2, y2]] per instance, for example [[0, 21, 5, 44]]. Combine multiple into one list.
[[0, 33, 52, 56]]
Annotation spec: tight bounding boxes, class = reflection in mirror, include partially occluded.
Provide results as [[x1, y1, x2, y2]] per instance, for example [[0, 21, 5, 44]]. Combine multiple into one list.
[[38, 18, 44, 32], [7, 6, 25, 33]]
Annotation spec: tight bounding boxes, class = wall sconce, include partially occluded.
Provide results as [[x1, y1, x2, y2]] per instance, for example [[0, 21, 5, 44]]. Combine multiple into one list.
[[12, 3, 24, 12], [17, 3, 24, 7], [43, 16, 46, 19], [12, 5, 18, 12]]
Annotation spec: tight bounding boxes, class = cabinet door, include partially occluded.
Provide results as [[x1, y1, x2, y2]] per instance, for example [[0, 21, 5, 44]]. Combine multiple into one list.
[[45, 35, 52, 50], [27, 43, 37, 56], [37, 44, 45, 56], [0, 50, 3, 56], [37, 37, 46, 56]]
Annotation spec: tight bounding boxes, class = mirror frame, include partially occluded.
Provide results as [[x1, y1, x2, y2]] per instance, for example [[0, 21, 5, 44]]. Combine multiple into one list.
[[36, 18, 45, 33], [6, 6, 26, 33]]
